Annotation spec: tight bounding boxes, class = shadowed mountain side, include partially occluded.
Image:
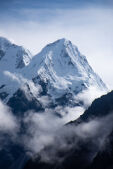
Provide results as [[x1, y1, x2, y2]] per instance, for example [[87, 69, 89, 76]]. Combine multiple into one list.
[[73, 90, 113, 123]]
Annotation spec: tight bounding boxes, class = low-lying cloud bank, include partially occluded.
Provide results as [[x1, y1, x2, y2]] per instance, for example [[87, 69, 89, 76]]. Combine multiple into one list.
[[30, 113, 113, 162], [0, 97, 113, 166]]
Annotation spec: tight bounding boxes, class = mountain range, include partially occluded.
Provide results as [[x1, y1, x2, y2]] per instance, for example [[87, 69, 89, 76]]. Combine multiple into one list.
[[0, 37, 107, 115]]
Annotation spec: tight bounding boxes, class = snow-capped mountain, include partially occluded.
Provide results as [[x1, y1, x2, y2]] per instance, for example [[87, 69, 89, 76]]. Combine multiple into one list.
[[24, 38, 107, 97], [0, 37, 109, 169], [0, 37, 107, 113]]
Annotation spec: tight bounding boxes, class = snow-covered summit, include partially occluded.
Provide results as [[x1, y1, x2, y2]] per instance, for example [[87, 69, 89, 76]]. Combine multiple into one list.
[[24, 38, 107, 97]]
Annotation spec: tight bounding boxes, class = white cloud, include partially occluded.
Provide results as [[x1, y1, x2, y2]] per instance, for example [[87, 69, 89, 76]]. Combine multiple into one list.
[[4, 71, 42, 99], [38, 96, 51, 107], [54, 106, 85, 122], [15, 105, 84, 154], [37, 113, 113, 163], [76, 86, 107, 107], [0, 100, 18, 132]]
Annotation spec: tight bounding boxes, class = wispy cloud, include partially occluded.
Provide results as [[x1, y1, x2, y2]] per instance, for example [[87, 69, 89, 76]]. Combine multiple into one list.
[[37, 113, 113, 163]]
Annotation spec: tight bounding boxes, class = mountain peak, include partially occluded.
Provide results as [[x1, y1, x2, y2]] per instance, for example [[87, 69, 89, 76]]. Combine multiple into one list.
[[39, 38, 78, 59], [46, 38, 73, 48], [54, 38, 70, 43]]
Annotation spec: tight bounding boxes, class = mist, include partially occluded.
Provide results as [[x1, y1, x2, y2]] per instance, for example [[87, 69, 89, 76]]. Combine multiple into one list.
[[0, 100, 18, 132]]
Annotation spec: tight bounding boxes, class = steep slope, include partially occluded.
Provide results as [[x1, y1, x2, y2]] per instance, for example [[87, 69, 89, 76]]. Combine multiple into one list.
[[69, 89, 113, 124]]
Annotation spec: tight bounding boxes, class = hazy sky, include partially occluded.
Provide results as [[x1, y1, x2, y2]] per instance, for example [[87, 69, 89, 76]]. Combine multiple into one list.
[[0, 0, 113, 89]]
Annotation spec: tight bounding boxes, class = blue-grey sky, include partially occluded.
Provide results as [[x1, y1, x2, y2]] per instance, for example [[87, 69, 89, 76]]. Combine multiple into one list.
[[0, 0, 113, 8], [0, 0, 113, 21], [0, 0, 113, 89]]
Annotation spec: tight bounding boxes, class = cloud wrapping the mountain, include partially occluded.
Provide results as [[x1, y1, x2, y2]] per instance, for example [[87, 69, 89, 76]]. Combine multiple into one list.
[[38, 96, 51, 107], [4, 71, 42, 99], [13, 107, 113, 164], [0, 96, 113, 165], [0, 70, 110, 163], [37, 113, 113, 163], [54, 106, 84, 122], [0, 71, 108, 156], [76, 86, 107, 107]]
